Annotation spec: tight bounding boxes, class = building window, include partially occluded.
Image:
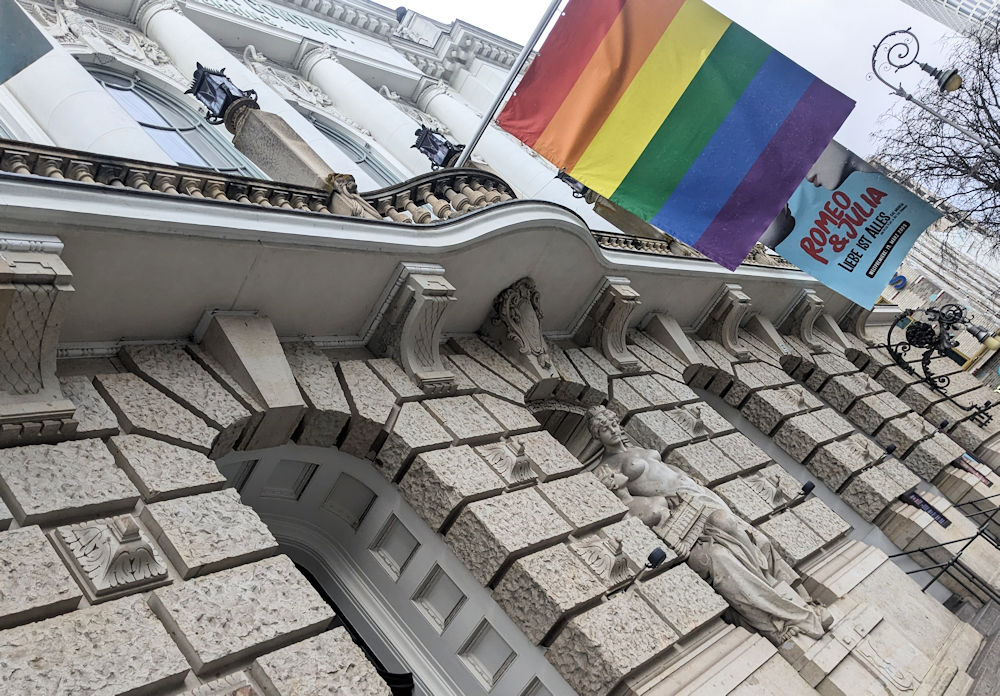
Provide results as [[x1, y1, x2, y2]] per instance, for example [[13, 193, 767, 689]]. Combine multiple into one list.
[[88, 67, 262, 177], [309, 116, 402, 191]]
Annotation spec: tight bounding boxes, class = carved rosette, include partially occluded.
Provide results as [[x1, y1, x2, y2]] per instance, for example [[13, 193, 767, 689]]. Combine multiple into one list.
[[367, 263, 457, 394], [480, 277, 558, 383], [54, 514, 169, 601], [574, 277, 641, 372]]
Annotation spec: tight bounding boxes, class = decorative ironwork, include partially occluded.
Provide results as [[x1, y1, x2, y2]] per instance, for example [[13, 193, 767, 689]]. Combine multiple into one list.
[[880, 304, 995, 426]]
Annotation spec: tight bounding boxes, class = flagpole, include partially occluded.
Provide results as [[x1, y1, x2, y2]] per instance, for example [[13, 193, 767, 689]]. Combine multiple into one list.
[[450, 0, 563, 168]]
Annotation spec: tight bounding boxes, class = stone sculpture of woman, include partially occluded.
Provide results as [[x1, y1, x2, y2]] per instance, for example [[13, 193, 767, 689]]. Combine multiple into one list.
[[587, 405, 832, 643]]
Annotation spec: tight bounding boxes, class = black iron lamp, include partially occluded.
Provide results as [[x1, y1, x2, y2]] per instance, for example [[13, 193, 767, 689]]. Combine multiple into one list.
[[186, 63, 258, 127], [880, 304, 996, 426], [412, 126, 464, 169]]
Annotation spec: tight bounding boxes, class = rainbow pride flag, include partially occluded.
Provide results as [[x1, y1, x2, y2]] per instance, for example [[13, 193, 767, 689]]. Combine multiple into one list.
[[497, 0, 855, 270]]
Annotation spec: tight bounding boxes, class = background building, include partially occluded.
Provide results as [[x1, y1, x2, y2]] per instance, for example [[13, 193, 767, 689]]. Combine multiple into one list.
[[900, 0, 1000, 31], [3, 1, 1000, 694]]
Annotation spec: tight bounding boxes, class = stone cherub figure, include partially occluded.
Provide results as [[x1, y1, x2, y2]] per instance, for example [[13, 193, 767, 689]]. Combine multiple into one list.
[[587, 405, 832, 643]]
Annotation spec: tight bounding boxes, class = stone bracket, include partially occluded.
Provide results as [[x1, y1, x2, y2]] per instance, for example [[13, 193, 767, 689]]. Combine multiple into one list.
[[0, 233, 77, 447], [640, 313, 700, 367], [573, 276, 641, 373], [367, 263, 457, 395], [745, 314, 791, 359], [480, 277, 559, 383], [838, 302, 900, 346], [694, 283, 752, 359], [777, 289, 825, 352], [197, 310, 306, 449]]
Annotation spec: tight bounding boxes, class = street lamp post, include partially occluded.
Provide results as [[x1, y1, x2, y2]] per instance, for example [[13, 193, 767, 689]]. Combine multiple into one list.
[[872, 29, 1000, 158]]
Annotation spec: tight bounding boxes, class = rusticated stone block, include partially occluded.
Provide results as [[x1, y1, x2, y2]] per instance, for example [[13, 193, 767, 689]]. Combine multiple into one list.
[[514, 430, 583, 479], [757, 510, 825, 564], [742, 386, 819, 434], [819, 372, 883, 413], [149, 555, 334, 674], [847, 393, 909, 435], [609, 378, 650, 414], [804, 352, 858, 390], [0, 595, 189, 694], [0, 499, 10, 531], [601, 516, 675, 568], [282, 342, 350, 447], [0, 525, 82, 629], [806, 434, 875, 490], [59, 375, 119, 437], [756, 463, 803, 501], [251, 628, 390, 695], [120, 345, 249, 451], [424, 395, 503, 443], [94, 372, 218, 453], [446, 487, 571, 586], [897, 381, 945, 414], [903, 436, 957, 481], [713, 478, 775, 522], [565, 348, 611, 399], [625, 409, 691, 454], [108, 434, 226, 502], [184, 671, 261, 695], [712, 432, 771, 471], [841, 464, 911, 522], [538, 472, 627, 531], [399, 445, 505, 532], [878, 365, 919, 395], [448, 354, 523, 403], [666, 441, 740, 485], [773, 412, 845, 462], [0, 439, 138, 525], [792, 497, 851, 544], [376, 401, 451, 479], [547, 591, 677, 696], [493, 544, 606, 644], [368, 357, 423, 399], [623, 374, 675, 408], [140, 488, 278, 578], [338, 360, 396, 458], [473, 393, 539, 435], [876, 413, 933, 456], [881, 457, 921, 490], [637, 562, 727, 634], [452, 335, 534, 393], [666, 404, 735, 438]]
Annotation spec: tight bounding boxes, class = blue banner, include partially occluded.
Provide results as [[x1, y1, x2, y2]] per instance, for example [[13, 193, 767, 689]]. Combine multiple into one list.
[[762, 142, 940, 308]]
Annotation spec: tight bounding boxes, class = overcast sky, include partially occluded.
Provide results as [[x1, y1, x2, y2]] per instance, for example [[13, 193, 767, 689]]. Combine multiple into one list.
[[397, 0, 964, 155]]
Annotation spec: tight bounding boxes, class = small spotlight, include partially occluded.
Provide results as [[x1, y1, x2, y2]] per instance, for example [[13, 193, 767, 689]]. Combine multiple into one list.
[[646, 547, 667, 569], [885, 444, 897, 454], [799, 481, 816, 498]]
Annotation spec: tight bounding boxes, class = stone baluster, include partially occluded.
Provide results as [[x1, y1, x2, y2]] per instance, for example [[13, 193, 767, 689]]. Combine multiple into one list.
[[249, 188, 272, 206], [35, 157, 64, 178], [68, 161, 96, 183], [2, 151, 32, 175], [441, 185, 470, 213], [125, 170, 153, 192], [422, 190, 453, 219], [402, 198, 431, 223], [203, 181, 229, 201], [377, 199, 412, 223], [180, 177, 205, 197]]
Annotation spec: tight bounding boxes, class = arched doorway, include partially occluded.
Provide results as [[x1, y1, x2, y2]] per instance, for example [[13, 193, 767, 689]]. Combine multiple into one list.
[[215, 444, 569, 696]]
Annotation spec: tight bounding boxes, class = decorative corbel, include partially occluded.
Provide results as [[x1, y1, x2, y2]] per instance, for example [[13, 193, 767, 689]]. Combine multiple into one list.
[[838, 302, 900, 346], [480, 277, 559, 383], [574, 277, 641, 373], [777, 289, 825, 352], [0, 233, 77, 447], [367, 263, 457, 394], [695, 283, 752, 359]]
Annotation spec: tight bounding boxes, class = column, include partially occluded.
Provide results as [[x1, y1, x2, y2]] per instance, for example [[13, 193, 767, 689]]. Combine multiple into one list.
[[136, 0, 356, 177], [417, 84, 558, 197], [5, 35, 171, 162], [299, 48, 430, 176]]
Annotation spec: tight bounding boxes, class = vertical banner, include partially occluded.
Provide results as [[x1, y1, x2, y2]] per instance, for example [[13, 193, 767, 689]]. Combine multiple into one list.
[[496, 0, 854, 270], [763, 142, 940, 308]]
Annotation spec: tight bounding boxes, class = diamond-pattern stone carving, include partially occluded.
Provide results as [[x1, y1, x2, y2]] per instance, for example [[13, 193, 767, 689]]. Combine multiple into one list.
[[0, 283, 54, 395]]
